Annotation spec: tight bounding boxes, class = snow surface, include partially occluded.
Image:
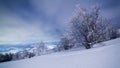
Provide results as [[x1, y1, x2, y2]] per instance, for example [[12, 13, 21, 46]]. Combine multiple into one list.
[[0, 38, 120, 68]]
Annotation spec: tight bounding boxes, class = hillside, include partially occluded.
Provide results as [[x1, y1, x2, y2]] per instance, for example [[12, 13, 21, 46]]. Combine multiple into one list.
[[0, 38, 120, 68]]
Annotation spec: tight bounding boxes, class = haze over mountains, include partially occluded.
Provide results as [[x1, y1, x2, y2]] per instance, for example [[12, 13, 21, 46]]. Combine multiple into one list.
[[0, 42, 57, 54]]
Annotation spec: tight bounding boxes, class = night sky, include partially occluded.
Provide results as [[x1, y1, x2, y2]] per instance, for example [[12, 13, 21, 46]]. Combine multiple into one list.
[[0, 0, 119, 44]]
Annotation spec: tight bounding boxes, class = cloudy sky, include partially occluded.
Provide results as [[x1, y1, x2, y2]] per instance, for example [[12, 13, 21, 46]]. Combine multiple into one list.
[[0, 0, 119, 44]]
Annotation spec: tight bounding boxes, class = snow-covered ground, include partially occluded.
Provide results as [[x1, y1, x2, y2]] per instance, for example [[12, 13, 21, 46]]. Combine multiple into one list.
[[0, 38, 120, 68]]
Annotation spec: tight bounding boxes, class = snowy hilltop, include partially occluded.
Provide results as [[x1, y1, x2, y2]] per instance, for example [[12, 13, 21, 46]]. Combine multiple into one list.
[[0, 38, 120, 68], [0, 3, 120, 68]]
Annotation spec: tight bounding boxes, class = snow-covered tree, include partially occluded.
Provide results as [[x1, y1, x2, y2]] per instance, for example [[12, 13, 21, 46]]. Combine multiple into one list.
[[108, 27, 118, 39], [66, 5, 118, 49], [58, 37, 73, 50], [35, 41, 46, 56]]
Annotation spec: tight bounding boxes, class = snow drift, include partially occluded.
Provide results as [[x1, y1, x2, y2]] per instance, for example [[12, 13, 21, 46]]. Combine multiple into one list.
[[0, 38, 120, 68]]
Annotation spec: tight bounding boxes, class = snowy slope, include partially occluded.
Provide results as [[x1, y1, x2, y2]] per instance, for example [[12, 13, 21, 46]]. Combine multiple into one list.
[[0, 38, 120, 68]]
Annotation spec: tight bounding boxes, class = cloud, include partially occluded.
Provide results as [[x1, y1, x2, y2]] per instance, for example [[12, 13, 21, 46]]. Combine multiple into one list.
[[0, 10, 59, 44], [0, 0, 120, 44]]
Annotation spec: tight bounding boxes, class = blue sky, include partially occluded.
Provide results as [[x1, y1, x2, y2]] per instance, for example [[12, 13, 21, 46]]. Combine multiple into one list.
[[0, 0, 120, 44]]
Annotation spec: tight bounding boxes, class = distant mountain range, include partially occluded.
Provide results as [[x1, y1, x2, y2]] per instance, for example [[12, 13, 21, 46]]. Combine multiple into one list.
[[0, 42, 58, 54]]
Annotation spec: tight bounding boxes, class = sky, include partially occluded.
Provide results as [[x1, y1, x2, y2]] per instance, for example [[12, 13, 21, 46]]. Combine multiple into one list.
[[0, 0, 120, 44]]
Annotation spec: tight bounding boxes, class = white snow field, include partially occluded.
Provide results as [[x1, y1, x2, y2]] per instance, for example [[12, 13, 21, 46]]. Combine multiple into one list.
[[0, 38, 120, 68]]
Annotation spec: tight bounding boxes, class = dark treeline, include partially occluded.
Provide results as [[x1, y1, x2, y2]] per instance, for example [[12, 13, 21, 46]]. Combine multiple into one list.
[[0, 51, 35, 63], [0, 53, 13, 62]]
